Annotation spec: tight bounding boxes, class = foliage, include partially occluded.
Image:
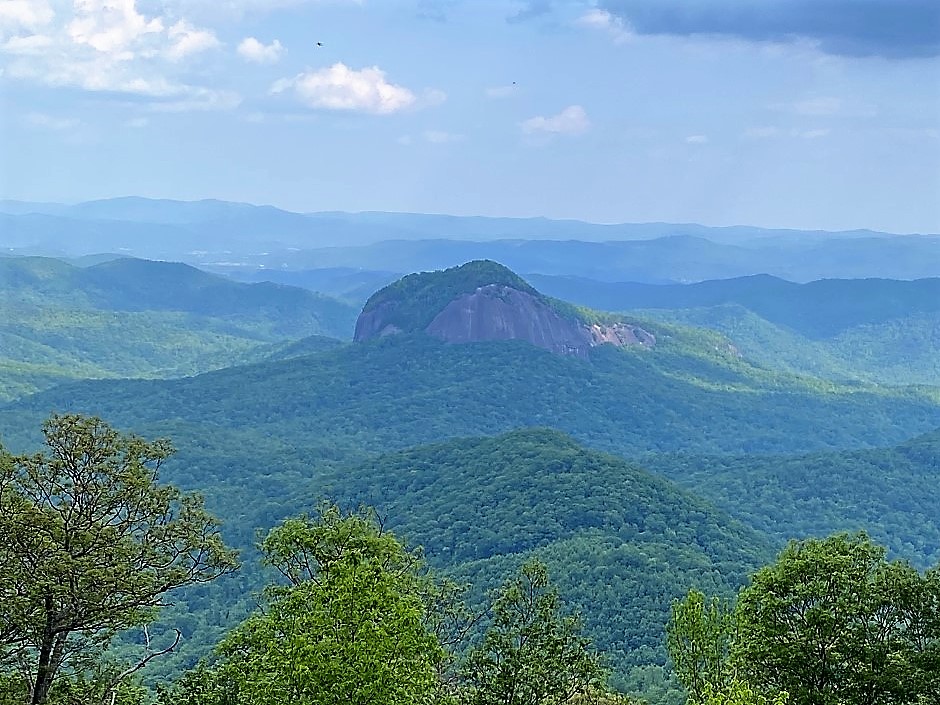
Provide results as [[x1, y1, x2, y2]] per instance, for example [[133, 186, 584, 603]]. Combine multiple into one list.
[[0, 414, 237, 704], [322, 428, 771, 697], [7, 332, 938, 461], [646, 428, 940, 568], [458, 559, 606, 705], [358, 260, 540, 332], [666, 590, 734, 702], [734, 532, 940, 705], [698, 678, 788, 705], [163, 505, 447, 705]]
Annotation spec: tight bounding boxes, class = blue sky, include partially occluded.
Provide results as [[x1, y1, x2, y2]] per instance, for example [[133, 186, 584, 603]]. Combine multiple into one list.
[[1, 0, 938, 233]]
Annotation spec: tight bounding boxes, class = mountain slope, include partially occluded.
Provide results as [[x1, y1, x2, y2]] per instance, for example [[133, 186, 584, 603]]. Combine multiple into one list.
[[645, 428, 940, 568], [319, 428, 774, 694], [529, 274, 940, 386], [0, 256, 357, 400]]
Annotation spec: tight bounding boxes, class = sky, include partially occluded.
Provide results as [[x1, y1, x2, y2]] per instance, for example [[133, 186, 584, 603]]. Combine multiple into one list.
[[1, 0, 938, 233]]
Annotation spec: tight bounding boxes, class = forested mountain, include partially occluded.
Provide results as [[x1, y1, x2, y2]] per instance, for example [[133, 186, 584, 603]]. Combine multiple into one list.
[[528, 274, 940, 386], [645, 428, 940, 568], [0, 256, 356, 401], [1, 258, 938, 703], [320, 428, 774, 694], [4, 329, 938, 460]]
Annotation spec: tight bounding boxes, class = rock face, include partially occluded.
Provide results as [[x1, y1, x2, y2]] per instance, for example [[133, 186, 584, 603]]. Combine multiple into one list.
[[353, 302, 404, 341], [355, 266, 655, 358]]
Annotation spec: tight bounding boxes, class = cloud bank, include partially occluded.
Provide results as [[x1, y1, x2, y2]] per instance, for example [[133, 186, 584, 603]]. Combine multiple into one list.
[[599, 0, 940, 58], [1, 0, 234, 109]]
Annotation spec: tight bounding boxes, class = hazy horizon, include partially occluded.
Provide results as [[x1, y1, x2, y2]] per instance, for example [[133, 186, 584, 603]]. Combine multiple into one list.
[[2, 1, 938, 234]]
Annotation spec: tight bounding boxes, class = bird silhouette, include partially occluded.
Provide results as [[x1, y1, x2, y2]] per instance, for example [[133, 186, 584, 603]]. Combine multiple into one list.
[[317, 42, 324, 47]]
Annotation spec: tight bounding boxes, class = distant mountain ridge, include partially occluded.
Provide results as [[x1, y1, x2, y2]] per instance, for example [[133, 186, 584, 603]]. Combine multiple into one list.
[[525, 273, 940, 386], [5, 197, 940, 283], [354, 261, 655, 357], [528, 274, 940, 338]]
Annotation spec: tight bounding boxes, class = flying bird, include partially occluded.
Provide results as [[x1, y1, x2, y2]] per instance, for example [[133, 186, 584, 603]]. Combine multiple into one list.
[[317, 42, 324, 47]]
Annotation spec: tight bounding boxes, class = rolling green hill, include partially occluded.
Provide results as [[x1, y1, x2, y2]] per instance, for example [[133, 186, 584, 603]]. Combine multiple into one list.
[[3, 261, 939, 702], [644, 428, 940, 569], [0, 256, 358, 401], [319, 428, 774, 697]]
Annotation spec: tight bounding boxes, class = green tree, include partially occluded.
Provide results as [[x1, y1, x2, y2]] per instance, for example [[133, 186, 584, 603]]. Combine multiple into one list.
[[459, 559, 606, 705], [0, 414, 237, 705], [699, 678, 787, 705], [666, 589, 733, 703], [734, 532, 940, 705], [166, 504, 447, 705]]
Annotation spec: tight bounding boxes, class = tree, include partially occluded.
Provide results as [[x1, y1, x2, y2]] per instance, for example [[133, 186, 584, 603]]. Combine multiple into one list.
[[0, 414, 237, 705], [734, 532, 940, 705], [666, 589, 734, 703], [459, 559, 606, 705], [699, 678, 788, 705], [166, 504, 448, 705]]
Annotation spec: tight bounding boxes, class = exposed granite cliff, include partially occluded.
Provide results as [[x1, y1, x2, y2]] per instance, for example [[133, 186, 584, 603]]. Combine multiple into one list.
[[354, 261, 654, 358]]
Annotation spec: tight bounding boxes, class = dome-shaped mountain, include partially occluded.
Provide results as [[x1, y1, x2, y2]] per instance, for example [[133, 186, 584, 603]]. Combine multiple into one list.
[[354, 260, 654, 357]]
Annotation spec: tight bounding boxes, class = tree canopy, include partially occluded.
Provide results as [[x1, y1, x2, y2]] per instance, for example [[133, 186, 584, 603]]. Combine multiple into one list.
[[0, 414, 237, 705]]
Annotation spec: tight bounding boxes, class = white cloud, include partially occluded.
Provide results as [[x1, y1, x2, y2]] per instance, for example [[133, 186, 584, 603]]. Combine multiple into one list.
[[67, 0, 163, 54], [0, 0, 54, 36], [3, 33, 53, 54], [271, 63, 417, 114], [165, 20, 219, 62], [521, 105, 590, 135], [1, 0, 230, 110], [576, 9, 631, 43], [685, 134, 708, 144], [237, 36, 284, 64]]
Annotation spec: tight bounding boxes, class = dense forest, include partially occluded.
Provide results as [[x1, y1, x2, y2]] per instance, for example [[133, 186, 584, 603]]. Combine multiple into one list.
[[1, 257, 938, 704]]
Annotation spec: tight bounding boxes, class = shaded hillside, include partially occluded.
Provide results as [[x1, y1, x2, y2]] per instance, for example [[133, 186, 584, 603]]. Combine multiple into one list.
[[0, 256, 357, 400], [4, 331, 938, 459], [529, 274, 940, 386], [318, 428, 773, 695], [644, 428, 940, 569], [528, 274, 940, 338]]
